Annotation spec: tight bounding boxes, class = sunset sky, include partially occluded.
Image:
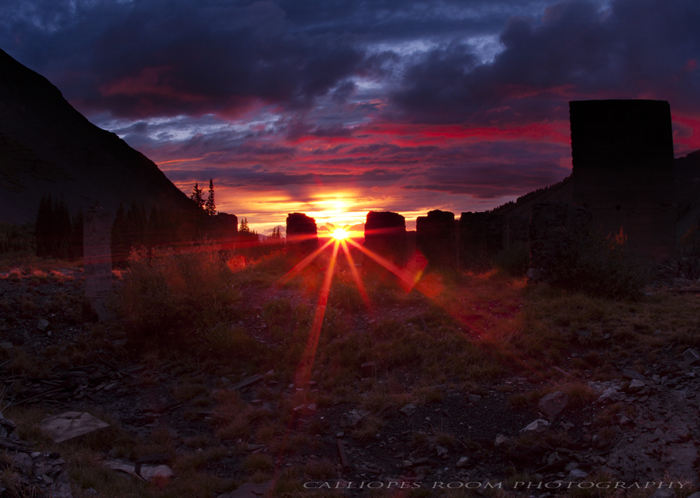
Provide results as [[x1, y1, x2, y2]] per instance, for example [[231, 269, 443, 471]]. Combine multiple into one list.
[[3, 0, 700, 235]]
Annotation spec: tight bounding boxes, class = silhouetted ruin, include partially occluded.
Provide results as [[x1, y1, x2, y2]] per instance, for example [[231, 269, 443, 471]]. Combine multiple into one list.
[[527, 201, 592, 282], [286, 213, 318, 255], [459, 212, 505, 268], [570, 99, 676, 260], [364, 211, 408, 267], [416, 210, 457, 268]]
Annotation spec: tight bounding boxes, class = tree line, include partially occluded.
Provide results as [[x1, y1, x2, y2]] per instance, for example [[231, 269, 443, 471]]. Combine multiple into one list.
[[31, 179, 264, 263], [34, 195, 84, 259]]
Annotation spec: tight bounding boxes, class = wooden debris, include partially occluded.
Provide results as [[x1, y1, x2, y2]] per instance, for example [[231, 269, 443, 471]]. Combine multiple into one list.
[[336, 436, 351, 470], [229, 374, 264, 391]]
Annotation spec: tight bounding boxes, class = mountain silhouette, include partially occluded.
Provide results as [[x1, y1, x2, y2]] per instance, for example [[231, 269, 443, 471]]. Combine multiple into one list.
[[0, 49, 193, 225]]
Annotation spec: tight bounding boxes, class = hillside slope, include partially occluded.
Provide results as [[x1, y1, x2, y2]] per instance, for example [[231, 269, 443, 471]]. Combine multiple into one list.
[[0, 49, 193, 225]]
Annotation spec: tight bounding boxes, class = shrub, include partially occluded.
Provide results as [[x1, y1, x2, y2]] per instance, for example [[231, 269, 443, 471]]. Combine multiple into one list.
[[494, 241, 530, 277], [548, 229, 652, 300], [116, 244, 240, 342]]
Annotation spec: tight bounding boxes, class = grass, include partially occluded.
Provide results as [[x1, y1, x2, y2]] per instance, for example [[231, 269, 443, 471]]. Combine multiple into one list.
[[5, 244, 700, 497]]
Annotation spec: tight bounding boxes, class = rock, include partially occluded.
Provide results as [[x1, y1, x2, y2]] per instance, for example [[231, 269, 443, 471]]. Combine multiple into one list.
[[105, 459, 174, 482], [650, 489, 676, 498], [622, 369, 646, 381], [683, 348, 700, 365], [39, 412, 110, 443], [12, 452, 33, 474], [467, 394, 482, 404], [37, 318, 50, 331], [628, 379, 645, 393], [399, 404, 416, 417], [597, 387, 626, 404], [435, 446, 448, 459], [494, 434, 509, 446], [568, 468, 588, 480], [342, 409, 369, 427], [456, 456, 469, 468], [0, 342, 14, 351], [538, 391, 569, 418], [521, 419, 549, 433]]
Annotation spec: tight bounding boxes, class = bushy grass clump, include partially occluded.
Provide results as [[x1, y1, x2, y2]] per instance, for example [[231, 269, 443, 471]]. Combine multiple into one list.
[[116, 244, 241, 343], [494, 241, 530, 277], [548, 230, 652, 299]]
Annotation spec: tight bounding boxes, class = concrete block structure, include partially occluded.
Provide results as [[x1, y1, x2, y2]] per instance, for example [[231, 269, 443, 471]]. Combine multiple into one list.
[[364, 211, 408, 267], [459, 212, 505, 268], [286, 213, 318, 254], [416, 210, 457, 268], [570, 99, 676, 260]]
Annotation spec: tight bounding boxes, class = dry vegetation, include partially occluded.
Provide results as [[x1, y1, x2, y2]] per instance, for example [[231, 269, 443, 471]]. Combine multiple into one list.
[[1, 243, 698, 497]]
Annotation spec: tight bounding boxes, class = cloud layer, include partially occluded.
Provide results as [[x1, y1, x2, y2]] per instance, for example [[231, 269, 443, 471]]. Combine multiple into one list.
[[3, 0, 699, 229]]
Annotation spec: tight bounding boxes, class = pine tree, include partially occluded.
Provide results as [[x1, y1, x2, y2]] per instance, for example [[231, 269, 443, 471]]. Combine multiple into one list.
[[191, 182, 205, 210], [239, 218, 250, 233], [205, 178, 216, 216], [35, 195, 53, 257], [68, 207, 84, 260]]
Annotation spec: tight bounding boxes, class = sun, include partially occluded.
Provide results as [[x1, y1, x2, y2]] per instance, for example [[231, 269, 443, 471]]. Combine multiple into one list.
[[332, 228, 349, 240]]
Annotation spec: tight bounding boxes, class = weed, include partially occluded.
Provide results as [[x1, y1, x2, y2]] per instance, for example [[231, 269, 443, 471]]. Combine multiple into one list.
[[116, 244, 241, 344], [243, 453, 274, 474], [304, 459, 337, 479], [494, 241, 530, 277]]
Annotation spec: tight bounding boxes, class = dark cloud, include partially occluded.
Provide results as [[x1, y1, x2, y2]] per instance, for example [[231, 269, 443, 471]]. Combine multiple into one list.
[[2, 0, 699, 223], [392, 0, 700, 124]]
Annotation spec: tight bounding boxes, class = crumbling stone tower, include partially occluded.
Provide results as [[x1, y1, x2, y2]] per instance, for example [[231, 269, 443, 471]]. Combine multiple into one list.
[[570, 100, 676, 259], [416, 210, 457, 268], [286, 212, 318, 254], [364, 211, 408, 267]]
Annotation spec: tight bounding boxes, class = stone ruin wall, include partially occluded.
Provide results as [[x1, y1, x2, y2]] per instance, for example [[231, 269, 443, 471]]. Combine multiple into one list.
[[415, 210, 457, 268], [285, 212, 318, 255], [527, 201, 592, 282], [570, 99, 676, 260], [363, 211, 408, 268]]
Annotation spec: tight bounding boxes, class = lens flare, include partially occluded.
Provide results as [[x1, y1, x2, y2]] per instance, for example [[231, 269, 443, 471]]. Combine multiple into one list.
[[332, 228, 349, 240]]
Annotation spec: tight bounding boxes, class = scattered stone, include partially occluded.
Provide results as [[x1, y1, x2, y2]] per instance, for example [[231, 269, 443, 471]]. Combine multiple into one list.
[[342, 409, 369, 427], [622, 369, 646, 381], [39, 412, 110, 443], [105, 459, 174, 482], [467, 394, 482, 404], [0, 342, 13, 351], [456, 456, 469, 468], [307, 403, 317, 412], [597, 387, 625, 404], [217, 480, 275, 498], [37, 318, 50, 332], [494, 434, 509, 446], [435, 446, 448, 459], [628, 379, 645, 393], [649, 489, 676, 498], [399, 404, 416, 417], [521, 419, 549, 433], [12, 452, 33, 474], [538, 391, 569, 418], [683, 348, 700, 365], [568, 468, 588, 480]]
